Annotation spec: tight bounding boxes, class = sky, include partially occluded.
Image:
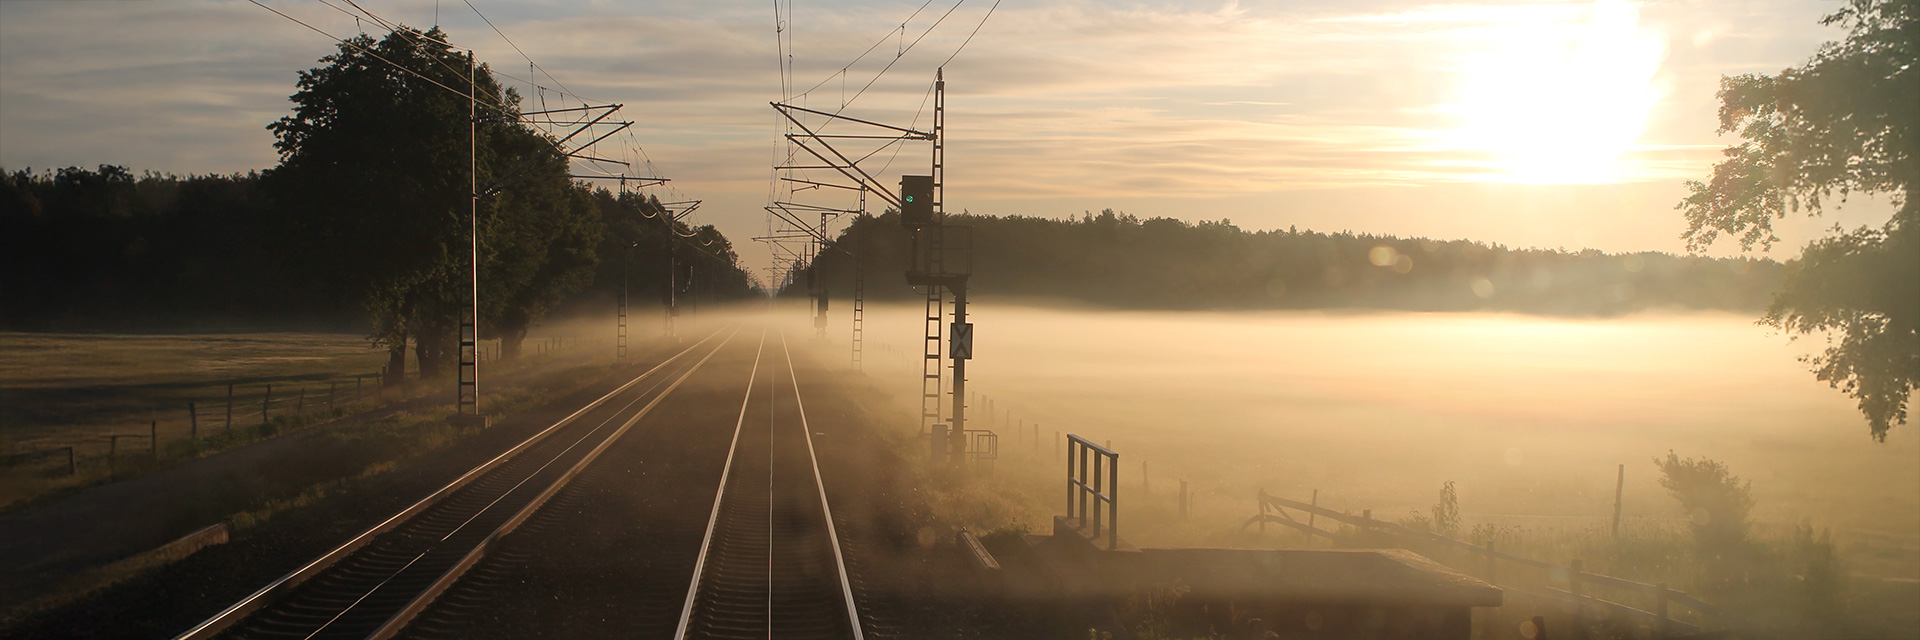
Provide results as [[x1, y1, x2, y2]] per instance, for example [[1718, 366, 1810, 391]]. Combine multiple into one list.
[[0, 0, 1899, 280]]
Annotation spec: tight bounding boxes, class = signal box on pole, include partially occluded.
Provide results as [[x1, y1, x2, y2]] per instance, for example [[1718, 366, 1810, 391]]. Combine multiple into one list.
[[900, 175, 934, 229]]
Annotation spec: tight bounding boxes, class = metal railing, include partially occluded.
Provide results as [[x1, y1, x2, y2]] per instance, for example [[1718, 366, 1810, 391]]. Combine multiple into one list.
[[965, 429, 998, 462], [1065, 434, 1118, 550]]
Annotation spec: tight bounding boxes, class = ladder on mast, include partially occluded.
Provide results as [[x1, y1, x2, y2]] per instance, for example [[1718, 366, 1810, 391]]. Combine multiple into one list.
[[919, 70, 948, 436], [852, 267, 865, 371]]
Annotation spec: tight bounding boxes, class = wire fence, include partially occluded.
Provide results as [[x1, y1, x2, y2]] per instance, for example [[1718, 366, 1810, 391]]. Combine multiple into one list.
[[2, 334, 601, 488]]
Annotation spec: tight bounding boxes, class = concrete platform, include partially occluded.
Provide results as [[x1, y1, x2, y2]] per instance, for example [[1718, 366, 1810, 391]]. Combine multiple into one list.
[[1000, 515, 1503, 638], [1117, 547, 1503, 608]]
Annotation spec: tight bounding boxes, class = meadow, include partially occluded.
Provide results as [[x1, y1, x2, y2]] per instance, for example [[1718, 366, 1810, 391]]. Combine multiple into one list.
[[835, 302, 1920, 636], [0, 321, 615, 510]]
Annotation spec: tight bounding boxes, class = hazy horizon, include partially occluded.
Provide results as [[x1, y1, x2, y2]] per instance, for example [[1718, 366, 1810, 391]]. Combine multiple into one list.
[[1, 0, 1902, 280]]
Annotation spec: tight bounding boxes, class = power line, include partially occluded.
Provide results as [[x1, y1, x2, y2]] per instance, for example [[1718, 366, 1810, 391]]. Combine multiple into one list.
[[461, 0, 587, 103], [791, 0, 938, 101], [245, 0, 482, 106], [318, 1, 521, 117], [832, 0, 968, 115], [251, 0, 666, 202], [938, 0, 1000, 68]]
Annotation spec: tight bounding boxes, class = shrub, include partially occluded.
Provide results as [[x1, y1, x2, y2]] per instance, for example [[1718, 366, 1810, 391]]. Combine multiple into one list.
[[1654, 451, 1753, 550]]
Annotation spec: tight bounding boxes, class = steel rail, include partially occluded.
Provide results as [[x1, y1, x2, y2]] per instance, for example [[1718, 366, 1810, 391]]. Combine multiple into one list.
[[173, 327, 728, 640], [673, 328, 768, 639], [366, 329, 739, 639], [672, 327, 864, 640], [778, 330, 866, 640]]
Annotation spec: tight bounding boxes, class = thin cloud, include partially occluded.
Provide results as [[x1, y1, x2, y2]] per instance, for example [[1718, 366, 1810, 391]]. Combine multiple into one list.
[[0, 0, 1851, 271]]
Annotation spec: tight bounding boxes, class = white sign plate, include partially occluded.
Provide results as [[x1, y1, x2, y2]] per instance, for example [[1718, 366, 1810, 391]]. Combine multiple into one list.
[[950, 322, 974, 360]]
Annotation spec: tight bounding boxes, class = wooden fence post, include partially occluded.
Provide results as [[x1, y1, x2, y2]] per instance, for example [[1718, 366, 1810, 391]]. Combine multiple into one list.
[[1179, 479, 1189, 519], [1308, 489, 1319, 532], [150, 420, 158, 461], [1612, 463, 1625, 539], [262, 383, 272, 425], [356, 375, 363, 401], [1257, 489, 1268, 534], [328, 380, 336, 413], [225, 383, 235, 432], [188, 400, 198, 444], [66, 447, 75, 475], [1485, 539, 1498, 584], [296, 387, 306, 414]]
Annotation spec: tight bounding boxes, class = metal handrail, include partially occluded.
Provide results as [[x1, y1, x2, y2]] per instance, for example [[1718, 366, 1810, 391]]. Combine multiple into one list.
[[964, 429, 998, 461], [1065, 434, 1118, 550]]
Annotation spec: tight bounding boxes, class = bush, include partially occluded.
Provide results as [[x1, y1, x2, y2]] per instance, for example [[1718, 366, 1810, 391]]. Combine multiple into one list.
[[1397, 480, 1461, 538], [1654, 451, 1753, 550]]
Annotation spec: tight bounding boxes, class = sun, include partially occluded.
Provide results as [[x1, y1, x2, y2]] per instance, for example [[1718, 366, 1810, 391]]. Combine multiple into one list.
[[1448, 0, 1667, 184]]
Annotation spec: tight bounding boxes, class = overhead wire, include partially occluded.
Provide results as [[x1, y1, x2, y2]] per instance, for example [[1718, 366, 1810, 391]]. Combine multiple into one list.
[[332, 0, 637, 166], [311, 0, 523, 119], [253, 0, 675, 226], [829, 0, 967, 116], [939, 0, 999, 68], [790, 0, 937, 101], [245, 0, 483, 106], [453, 0, 673, 214], [763, 0, 1000, 273], [461, 0, 591, 103]]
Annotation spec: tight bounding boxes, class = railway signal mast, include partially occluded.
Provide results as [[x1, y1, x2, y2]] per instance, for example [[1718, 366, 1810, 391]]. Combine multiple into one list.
[[767, 70, 973, 468], [899, 70, 973, 469], [762, 0, 999, 469]]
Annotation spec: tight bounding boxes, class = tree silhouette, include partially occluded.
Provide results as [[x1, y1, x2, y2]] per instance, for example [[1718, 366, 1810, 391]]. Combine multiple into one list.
[[266, 26, 601, 377], [799, 209, 1784, 316], [1678, 0, 1917, 440]]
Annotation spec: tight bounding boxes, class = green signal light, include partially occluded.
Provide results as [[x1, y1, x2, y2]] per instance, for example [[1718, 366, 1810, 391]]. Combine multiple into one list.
[[905, 195, 915, 202]]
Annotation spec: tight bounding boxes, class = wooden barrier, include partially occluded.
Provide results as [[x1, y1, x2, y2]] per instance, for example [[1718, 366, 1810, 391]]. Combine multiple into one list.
[[1243, 489, 1737, 631]]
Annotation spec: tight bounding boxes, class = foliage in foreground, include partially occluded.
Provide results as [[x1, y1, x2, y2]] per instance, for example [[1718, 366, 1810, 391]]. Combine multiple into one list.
[[1678, 0, 1918, 440]]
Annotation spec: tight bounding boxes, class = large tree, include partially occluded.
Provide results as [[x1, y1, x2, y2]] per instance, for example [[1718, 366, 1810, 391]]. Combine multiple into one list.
[[1678, 0, 1918, 440], [266, 27, 599, 378]]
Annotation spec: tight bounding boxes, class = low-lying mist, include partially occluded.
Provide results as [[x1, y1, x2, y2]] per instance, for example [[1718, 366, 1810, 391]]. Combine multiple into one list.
[[835, 302, 1917, 547]]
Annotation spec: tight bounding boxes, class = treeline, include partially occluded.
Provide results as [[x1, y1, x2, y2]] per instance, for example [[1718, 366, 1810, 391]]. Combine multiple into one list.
[[1, 27, 757, 381], [803, 209, 1784, 314], [0, 165, 753, 335]]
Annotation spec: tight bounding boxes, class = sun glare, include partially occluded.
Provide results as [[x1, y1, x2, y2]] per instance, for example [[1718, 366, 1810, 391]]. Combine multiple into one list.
[[1449, 0, 1666, 184]]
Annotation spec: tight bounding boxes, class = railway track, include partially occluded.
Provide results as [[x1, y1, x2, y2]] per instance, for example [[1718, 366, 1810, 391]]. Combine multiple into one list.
[[676, 329, 864, 640], [175, 328, 736, 640]]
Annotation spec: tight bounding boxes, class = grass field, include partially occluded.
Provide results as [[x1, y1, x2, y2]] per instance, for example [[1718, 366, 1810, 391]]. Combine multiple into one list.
[[0, 332, 389, 449], [830, 304, 1920, 638], [0, 325, 607, 510]]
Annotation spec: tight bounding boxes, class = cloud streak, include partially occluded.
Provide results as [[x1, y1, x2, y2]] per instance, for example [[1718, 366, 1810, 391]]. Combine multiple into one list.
[[0, 0, 1858, 273]]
